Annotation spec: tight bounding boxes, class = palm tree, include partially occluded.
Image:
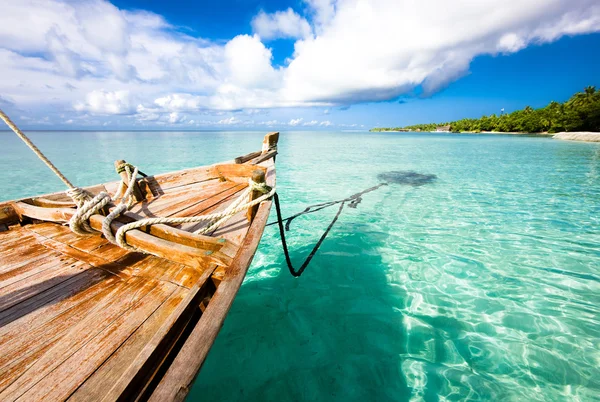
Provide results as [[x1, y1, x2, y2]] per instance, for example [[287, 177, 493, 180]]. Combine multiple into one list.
[[568, 86, 597, 107]]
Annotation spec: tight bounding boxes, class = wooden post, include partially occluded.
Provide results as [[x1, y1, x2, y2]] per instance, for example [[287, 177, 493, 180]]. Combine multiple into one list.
[[114, 160, 144, 202], [261, 132, 279, 153], [246, 169, 266, 222]]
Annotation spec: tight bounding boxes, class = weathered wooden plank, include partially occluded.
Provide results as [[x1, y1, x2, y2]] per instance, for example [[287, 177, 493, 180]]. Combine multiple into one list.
[[87, 242, 130, 262], [0, 245, 54, 275], [68, 286, 190, 401], [209, 163, 266, 184], [12, 201, 75, 224], [28, 231, 132, 279], [26, 221, 73, 239], [177, 184, 248, 233], [0, 257, 89, 313], [0, 250, 70, 290], [116, 224, 232, 269], [211, 265, 226, 288], [128, 179, 226, 216], [13, 203, 237, 266], [0, 268, 118, 333], [143, 167, 218, 195], [29, 197, 76, 208], [71, 262, 217, 401], [69, 234, 109, 253], [0, 273, 129, 392], [234, 150, 262, 164], [148, 161, 275, 402], [0, 273, 124, 370], [252, 149, 278, 165], [0, 277, 156, 400], [157, 182, 244, 218], [19, 281, 177, 401]]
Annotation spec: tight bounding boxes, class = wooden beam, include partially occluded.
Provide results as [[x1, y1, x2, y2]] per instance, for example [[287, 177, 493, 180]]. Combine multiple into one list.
[[251, 149, 277, 165], [87, 215, 233, 268], [261, 131, 279, 153], [12, 202, 73, 224], [12, 202, 239, 264], [246, 169, 266, 222], [0, 202, 18, 226], [234, 151, 262, 164], [115, 160, 144, 202], [208, 163, 266, 183]]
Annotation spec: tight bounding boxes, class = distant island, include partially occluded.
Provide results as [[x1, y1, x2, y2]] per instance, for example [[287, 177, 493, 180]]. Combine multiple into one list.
[[371, 86, 600, 134]]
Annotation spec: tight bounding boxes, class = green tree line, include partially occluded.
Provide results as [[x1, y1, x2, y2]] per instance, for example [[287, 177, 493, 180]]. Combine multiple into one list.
[[371, 86, 600, 133]]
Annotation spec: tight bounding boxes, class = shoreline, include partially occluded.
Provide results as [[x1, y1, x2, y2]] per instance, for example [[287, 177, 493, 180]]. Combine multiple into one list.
[[371, 130, 555, 135], [553, 132, 600, 142]]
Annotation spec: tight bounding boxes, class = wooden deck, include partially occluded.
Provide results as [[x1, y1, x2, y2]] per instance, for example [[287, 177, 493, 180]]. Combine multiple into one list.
[[0, 133, 278, 401]]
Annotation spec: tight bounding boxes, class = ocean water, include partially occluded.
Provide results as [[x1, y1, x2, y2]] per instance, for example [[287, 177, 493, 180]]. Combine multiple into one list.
[[1, 131, 599, 401]]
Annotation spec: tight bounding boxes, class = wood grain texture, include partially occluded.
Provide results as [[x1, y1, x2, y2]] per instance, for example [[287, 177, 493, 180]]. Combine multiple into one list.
[[148, 157, 276, 402]]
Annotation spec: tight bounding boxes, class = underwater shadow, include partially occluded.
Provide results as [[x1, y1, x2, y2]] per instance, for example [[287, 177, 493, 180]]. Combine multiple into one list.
[[192, 225, 416, 402]]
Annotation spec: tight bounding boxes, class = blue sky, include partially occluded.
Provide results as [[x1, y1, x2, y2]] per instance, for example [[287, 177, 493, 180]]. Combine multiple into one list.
[[0, 0, 599, 130]]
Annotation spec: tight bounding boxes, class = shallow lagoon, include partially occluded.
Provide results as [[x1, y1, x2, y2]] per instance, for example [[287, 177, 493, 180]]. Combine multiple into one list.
[[1, 131, 599, 401]]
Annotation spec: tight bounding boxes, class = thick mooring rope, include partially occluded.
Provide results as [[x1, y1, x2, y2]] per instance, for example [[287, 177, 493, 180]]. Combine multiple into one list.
[[0, 109, 77, 190]]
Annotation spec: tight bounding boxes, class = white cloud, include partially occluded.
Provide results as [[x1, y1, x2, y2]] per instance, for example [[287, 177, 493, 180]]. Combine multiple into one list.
[[223, 35, 280, 89], [289, 118, 303, 126], [252, 8, 313, 40], [74, 90, 134, 115], [154, 94, 205, 111], [0, 0, 599, 127], [282, 0, 600, 103], [168, 112, 186, 124], [303, 120, 319, 126], [217, 116, 239, 125], [319, 120, 332, 126]]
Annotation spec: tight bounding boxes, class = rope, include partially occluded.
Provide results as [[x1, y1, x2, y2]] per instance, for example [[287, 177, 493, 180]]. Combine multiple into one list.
[[113, 179, 275, 252], [0, 108, 76, 189], [271, 183, 387, 277], [69, 165, 139, 238], [0, 108, 95, 208]]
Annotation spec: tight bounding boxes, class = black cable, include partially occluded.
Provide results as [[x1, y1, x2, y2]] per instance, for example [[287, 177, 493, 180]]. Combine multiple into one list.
[[271, 183, 388, 277], [273, 193, 345, 277]]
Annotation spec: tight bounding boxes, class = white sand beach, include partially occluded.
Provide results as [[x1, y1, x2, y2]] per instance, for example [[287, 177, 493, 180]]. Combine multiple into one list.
[[553, 132, 600, 142]]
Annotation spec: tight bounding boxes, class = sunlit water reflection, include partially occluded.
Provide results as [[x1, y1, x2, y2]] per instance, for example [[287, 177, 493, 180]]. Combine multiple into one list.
[[1, 131, 598, 401]]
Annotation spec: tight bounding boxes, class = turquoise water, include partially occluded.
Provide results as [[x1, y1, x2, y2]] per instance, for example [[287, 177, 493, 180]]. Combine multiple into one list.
[[1, 131, 599, 401]]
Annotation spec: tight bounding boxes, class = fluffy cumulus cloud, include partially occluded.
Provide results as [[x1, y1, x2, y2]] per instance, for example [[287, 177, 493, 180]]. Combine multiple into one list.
[[0, 0, 599, 128], [252, 8, 313, 40], [74, 90, 134, 114]]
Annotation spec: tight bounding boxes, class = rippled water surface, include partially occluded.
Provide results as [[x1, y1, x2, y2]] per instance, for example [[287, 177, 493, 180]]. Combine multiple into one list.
[[1, 131, 599, 401]]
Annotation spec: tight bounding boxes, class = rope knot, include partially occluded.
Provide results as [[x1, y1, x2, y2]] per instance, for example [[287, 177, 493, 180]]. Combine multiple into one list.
[[115, 162, 135, 174], [249, 179, 271, 194], [66, 187, 92, 207]]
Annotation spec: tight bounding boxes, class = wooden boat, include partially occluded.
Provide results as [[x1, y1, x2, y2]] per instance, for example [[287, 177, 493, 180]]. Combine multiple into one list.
[[0, 132, 279, 401]]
